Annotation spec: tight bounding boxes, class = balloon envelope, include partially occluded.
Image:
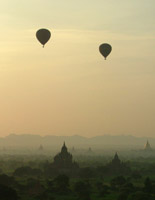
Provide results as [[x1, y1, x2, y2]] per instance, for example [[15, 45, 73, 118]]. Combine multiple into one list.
[[99, 43, 112, 59], [36, 29, 51, 47]]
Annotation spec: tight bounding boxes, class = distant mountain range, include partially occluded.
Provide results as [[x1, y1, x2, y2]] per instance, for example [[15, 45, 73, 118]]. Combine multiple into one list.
[[0, 134, 154, 148]]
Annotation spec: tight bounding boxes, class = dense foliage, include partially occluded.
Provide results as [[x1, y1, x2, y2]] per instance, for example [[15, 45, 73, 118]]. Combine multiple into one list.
[[0, 151, 154, 199]]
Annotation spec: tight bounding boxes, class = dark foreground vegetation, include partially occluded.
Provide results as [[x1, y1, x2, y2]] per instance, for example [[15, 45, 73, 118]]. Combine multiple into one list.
[[0, 147, 155, 200], [0, 173, 155, 200]]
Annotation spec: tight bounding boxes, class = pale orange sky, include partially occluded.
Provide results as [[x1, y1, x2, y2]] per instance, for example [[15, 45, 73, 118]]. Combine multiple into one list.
[[0, 0, 155, 137]]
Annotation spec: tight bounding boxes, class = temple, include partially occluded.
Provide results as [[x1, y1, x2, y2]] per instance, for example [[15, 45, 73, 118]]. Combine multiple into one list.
[[105, 152, 130, 175], [111, 152, 121, 166], [144, 140, 152, 151], [88, 147, 92, 153], [52, 142, 79, 169], [39, 144, 43, 151]]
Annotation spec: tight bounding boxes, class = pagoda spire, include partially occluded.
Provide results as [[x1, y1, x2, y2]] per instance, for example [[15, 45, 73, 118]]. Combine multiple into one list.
[[61, 141, 67, 153], [144, 140, 152, 151], [112, 152, 121, 165]]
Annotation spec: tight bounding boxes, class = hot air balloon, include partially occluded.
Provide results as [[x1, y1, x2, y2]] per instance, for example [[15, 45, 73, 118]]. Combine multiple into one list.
[[36, 28, 51, 47], [99, 43, 112, 60]]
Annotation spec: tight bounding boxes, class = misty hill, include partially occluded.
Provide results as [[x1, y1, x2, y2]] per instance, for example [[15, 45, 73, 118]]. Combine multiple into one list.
[[0, 134, 155, 149]]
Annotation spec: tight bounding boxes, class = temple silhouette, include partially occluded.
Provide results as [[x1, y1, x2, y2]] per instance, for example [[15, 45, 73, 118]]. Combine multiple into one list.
[[111, 152, 121, 166], [39, 144, 43, 151], [104, 152, 131, 175], [52, 142, 79, 169], [144, 140, 152, 151]]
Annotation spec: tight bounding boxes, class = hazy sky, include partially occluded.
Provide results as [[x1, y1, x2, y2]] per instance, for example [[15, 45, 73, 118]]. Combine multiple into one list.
[[0, 0, 155, 137]]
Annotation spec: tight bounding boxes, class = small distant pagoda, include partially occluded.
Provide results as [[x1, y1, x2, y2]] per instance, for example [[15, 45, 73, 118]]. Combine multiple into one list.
[[104, 152, 131, 175], [111, 152, 121, 166], [52, 142, 79, 169], [88, 147, 92, 153], [39, 144, 43, 151], [144, 140, 152, 151]]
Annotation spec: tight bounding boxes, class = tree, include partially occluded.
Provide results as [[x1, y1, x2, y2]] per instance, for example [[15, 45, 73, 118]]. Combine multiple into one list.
[[131, 171, 142, 180], [53, 174, 70, 194], [79, 167, 94, 179], [117, 192, 128, 200], [74, 181, 91, 200], [0, 174, 15, 186], [117, 182, 135, 200], [0, 184, 18, 200], [110, 176, 126, 189], [144, 177, 153, 193], [127, 191, 152, 200], [14, 166, 42, 177]]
